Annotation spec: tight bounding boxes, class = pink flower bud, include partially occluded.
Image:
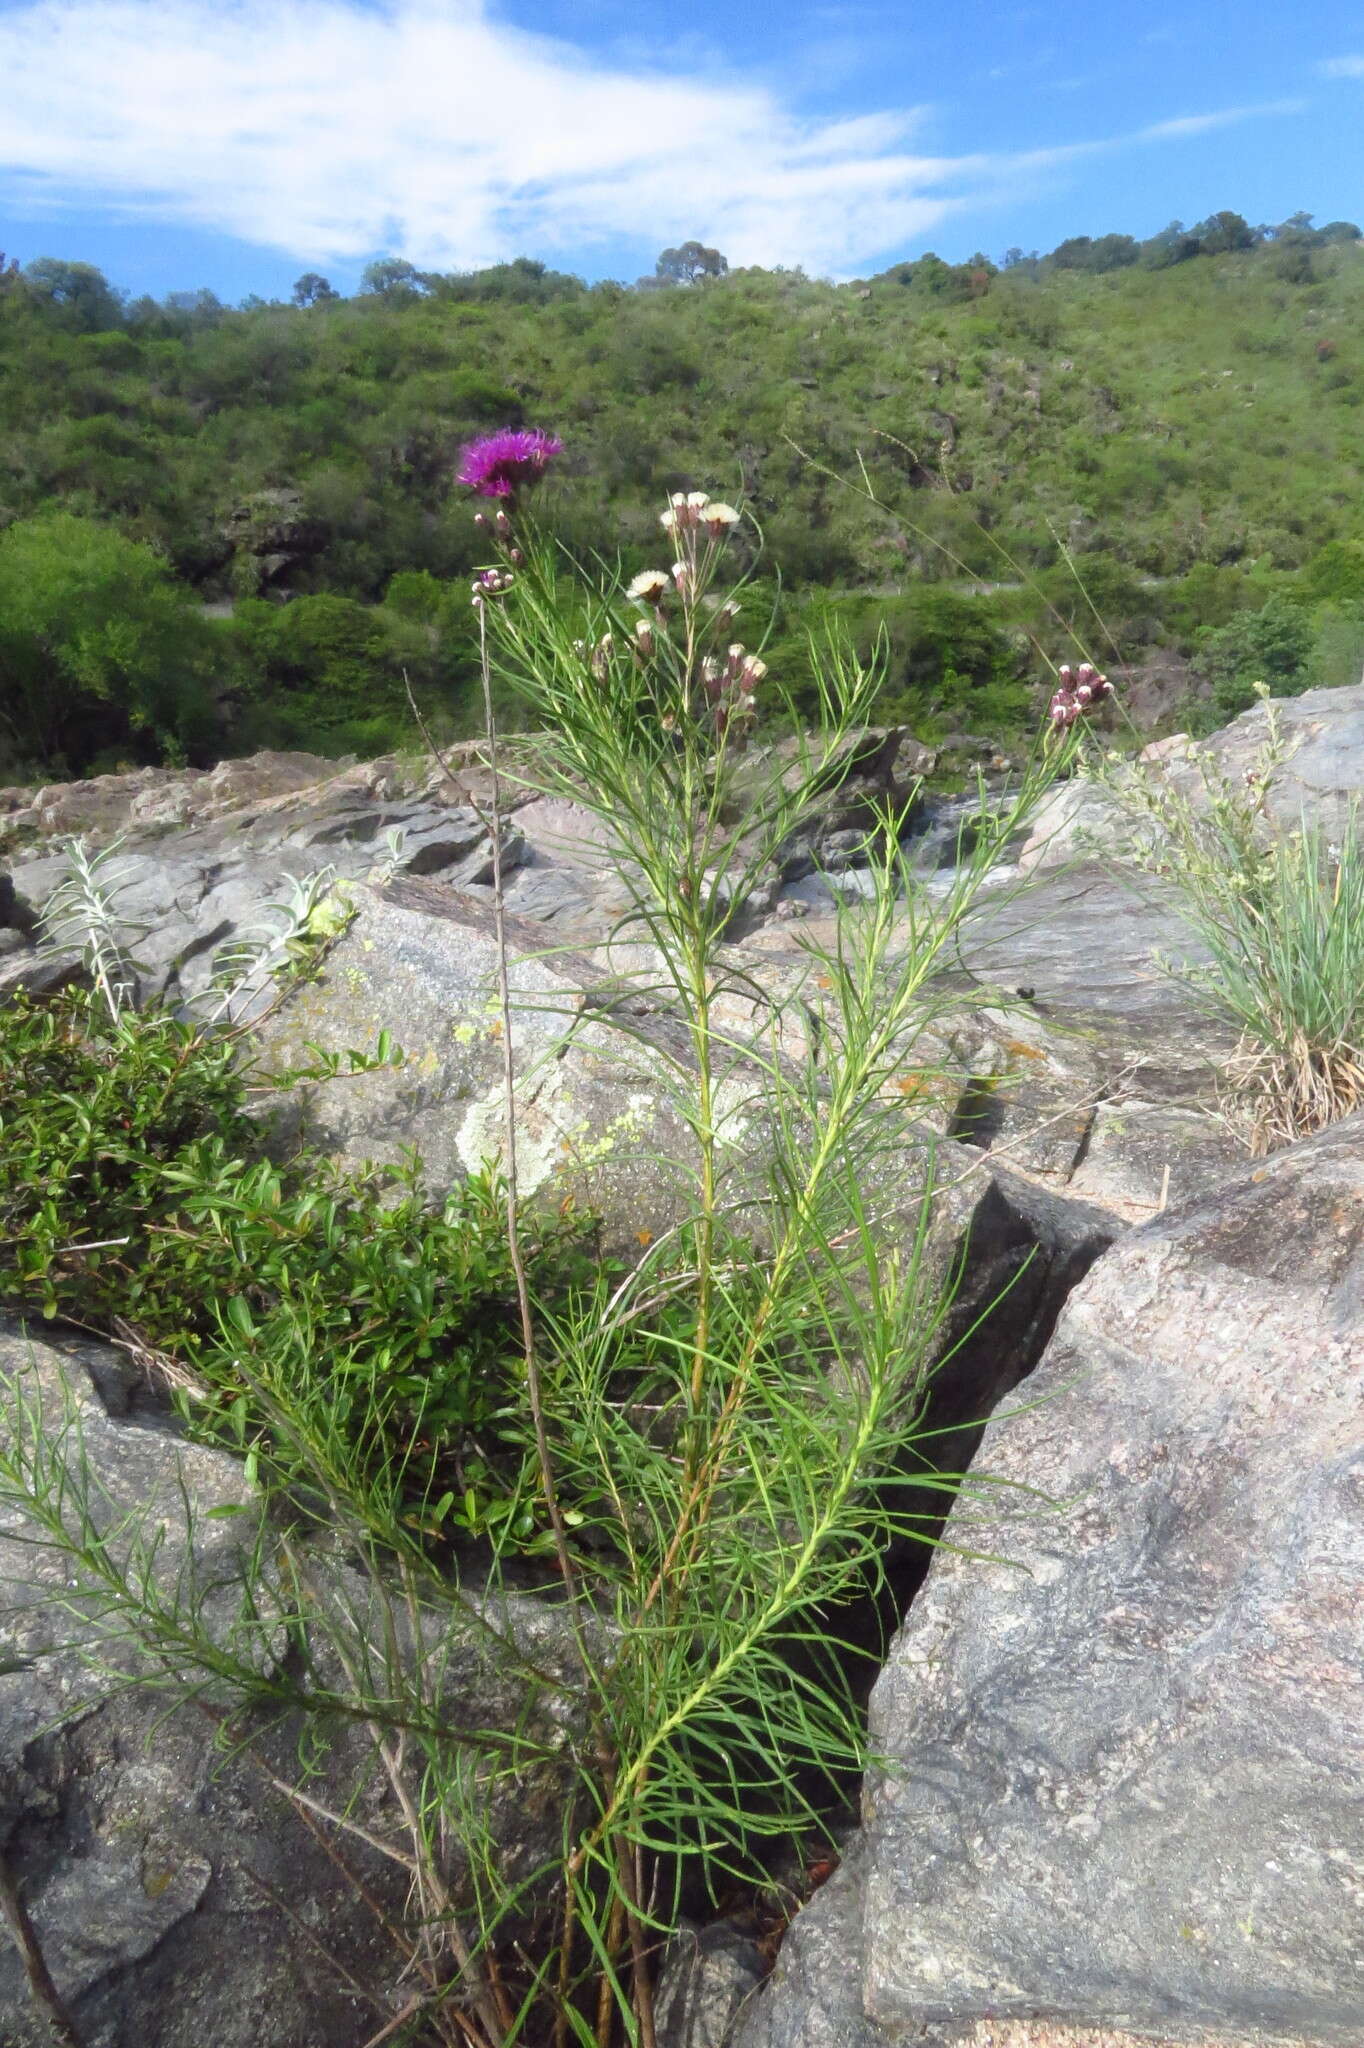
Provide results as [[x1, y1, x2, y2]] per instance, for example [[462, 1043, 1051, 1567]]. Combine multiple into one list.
[[472, 566, 513, 598]]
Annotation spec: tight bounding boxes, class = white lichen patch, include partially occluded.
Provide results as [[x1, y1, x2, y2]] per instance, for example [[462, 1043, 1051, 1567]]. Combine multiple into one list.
[[456, 1067, 676, 1199], [458, 1087, 561, 1196]]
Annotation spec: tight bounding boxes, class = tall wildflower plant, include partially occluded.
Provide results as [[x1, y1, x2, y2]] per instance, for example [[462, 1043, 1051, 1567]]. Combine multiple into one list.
[[0, 450, 1069, 2048], [433, 468, 1065, 2042]]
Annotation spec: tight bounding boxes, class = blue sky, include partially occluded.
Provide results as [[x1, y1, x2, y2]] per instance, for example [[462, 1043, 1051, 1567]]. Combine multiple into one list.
[[2, 0, 1361, 301]]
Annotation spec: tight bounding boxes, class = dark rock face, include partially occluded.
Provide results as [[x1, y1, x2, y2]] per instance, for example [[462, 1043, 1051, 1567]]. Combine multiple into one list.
[[737, 1116, 1364, 2048], [0, 873, 37, 937], [221, 488, 326, 587], [653, 1920, 767, 2048]]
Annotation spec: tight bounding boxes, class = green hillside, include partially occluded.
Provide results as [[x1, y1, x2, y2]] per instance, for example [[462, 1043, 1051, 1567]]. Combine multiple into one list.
[[3, 220, 1364, 779]]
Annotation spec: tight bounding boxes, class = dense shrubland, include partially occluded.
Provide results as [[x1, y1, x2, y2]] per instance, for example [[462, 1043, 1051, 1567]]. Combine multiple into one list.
[[1, 210, 1363, 777]]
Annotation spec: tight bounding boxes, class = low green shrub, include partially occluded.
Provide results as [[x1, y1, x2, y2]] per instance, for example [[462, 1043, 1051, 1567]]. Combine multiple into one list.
[[0, 988, 597, 1537], [1190, 592, 1315, 720]]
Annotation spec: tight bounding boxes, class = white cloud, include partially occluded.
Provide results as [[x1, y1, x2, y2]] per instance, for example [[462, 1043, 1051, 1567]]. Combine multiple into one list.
[[1320, 53, 1364, 78], [0, 0, 968, 274], [1140, 100, 1305, 140], [0, 0, 1315, 277]]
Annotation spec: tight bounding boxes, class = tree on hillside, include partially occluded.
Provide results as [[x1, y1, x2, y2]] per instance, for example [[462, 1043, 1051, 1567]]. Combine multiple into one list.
[[360, 257, 431, 299], [164, 289, 226, 326], [655, 241, 728, 284], [428, 258, 585, 305], [1192, 210, 1255, 255], [1050, 233, 1139, 273], [293, 272, 339, 307], [21, 258, 123, 331], [1142, 220, 1203, 267], [1192, 595, 1314, 721], [0, 514, 222, 775]]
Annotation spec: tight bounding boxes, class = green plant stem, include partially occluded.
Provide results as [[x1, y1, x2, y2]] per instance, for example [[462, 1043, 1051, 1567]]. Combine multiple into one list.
[[574, 1371, 889, 1874], [472, 614, 598, 1658]]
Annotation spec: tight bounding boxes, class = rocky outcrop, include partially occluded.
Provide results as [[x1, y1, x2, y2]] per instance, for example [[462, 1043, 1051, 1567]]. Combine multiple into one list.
[[254, 874, 710, 1253], [1, 732, 1250, 1239], [251, 876, 1121, 1342], [0, 1318, 382, 2048], [14, 696, 1364, 2044], [221, 487, 326, 588], [1200, 682, 1364, 837], [0, 749, 350, 841], [736, 1114, 1364, 2048], [1020, 680, 1364, 877]]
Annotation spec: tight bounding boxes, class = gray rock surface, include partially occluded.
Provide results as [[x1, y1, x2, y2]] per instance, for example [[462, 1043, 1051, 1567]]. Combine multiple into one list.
[[0, 1319, 386, 2048], [737, 1115, 1364, 2048], [1065, 1098, 1247, 1221], [0, 1320, 586, 2048], [1019, 682, 1364, 876], [654, 1919, 768, 2048], [0, 946, 87, 999], [728, 1849, 879, 2048], [252, 874, 714, 1253], [2, 751, 678, 1011], [1016, 777, 1136, 873], [958, 864, 1213, 1043], [1201, 681, 1364, 837]]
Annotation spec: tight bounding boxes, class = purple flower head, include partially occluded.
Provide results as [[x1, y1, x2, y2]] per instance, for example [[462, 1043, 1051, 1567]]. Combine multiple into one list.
[[457, 428, 562, 500]]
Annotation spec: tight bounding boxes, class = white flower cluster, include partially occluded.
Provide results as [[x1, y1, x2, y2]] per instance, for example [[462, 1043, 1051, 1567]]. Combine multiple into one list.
[[659, 491, 740, 537]]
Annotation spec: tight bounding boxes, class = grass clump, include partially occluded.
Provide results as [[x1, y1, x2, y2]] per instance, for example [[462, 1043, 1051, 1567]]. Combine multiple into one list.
[[1098, 701, 1364, 1150]]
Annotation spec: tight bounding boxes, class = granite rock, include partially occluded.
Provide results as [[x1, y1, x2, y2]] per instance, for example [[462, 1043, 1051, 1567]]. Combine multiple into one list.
[[737, 1115, 1364, 2047]]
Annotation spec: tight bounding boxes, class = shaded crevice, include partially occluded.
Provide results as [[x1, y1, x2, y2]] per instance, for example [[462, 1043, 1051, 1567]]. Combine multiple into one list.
[[871, 1166, 1120, 1639], [785, 1164, 1120, 1785], [1062, 1078, 1115, 1185], [944, 1074, 1007, 1149]]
